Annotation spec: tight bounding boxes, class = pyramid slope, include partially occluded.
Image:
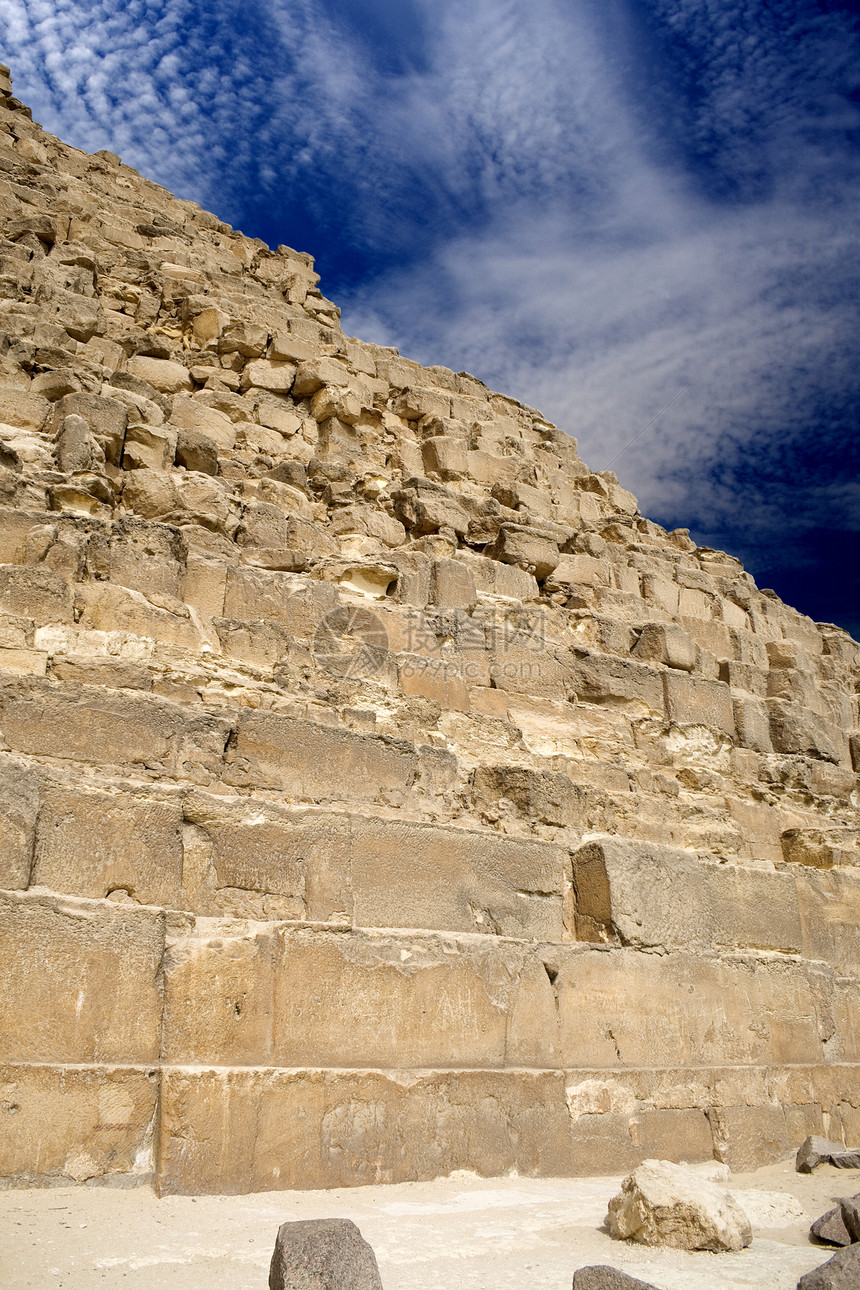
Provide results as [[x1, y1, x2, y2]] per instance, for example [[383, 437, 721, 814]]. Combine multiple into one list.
[[0, 64, 858, 1194]]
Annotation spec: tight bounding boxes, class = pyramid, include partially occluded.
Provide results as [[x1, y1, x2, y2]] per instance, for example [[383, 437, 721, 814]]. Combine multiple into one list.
[[0, 64, 857, 1195]]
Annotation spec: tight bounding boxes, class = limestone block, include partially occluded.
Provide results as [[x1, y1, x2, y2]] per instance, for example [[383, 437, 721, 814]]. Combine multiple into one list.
[[490, 524, 560, 580], [782, 827, 860, 870], [0, 758, 40, 889], [431, 558, 477, 609], [0, 890, 164, 1062], [0, 388, 50, 430], [51, 391, 128, 464], [184, 554, 227, 617], [0, 1064, 158, 1186], [50, 655, 152, 690], [555, 948, 826, 1069], [606, 1159, 752, 1251], [0, 680, 229, 775], [272, 929, 513, 1068], [399, 655, 470, 711], [768, 700, 848, 765], [125, 356, 193, 393], [0, 564, 73, 624], [269, 1219, 383, 1290], [182, 798, 351, 920], [223, 568, 339, 637], [632, 622, 696, 671], [392, 480, 470, 536], [732, 696, 773, 753], [460, 551, 538, 602], [329, 505, 406, 548], [293, 357, 350, 396], [546, 553, 611, 592], [310, 383, 363, 424], [663, 672, 735, 734], [473, 764, 583, 828], [75, 582, 202, 651], [641, 573, 679, 616], [572, 836, 803, 954], [156, 1066, 572, 1194], [30, 367, 81, 401], [223, 709, 417, 804], [162, 923, 277, 1064], [390, 386, 451, 421], [33, 784, 184, 906], [796, 868, 860, 978], [241, 358, 296, 393], [348, 817, 568, 940], [269, 332, 323, 363], [720, 659, 768, 695], [422, 435, 467, 480], [122, 422, 177, 472], [217, 318, 268, 358], [570, 652, 664, 715], [169, 395, 237, 450]]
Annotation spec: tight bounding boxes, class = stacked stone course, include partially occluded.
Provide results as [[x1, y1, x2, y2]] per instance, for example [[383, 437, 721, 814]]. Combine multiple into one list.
[[0, 65, 857, 1194]]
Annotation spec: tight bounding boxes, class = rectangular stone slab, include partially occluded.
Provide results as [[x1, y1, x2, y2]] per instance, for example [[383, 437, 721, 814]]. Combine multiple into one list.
[[572, 835, 803, 955]]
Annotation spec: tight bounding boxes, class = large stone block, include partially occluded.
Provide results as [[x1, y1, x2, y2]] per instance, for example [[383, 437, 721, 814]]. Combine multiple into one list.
[[223, 709, 417, 804], [0, 757, 40, 889], [0, 1064, 158, 1185], [569, 652, 664, 715], [663, 672, 735, 735], [554, 948, 826, 1069], [572, 836, 803, 955], [156, 1067, 573, 1194], [768, 700, 848, 765], [348, 817, 569, 940], [33, 783, 185, 906], [0, 890, 164, 1062], [0, 680, 231, 776], [181, 798, 349, 920], [0, 564, 73, 624], [796, 868, 860, 978]]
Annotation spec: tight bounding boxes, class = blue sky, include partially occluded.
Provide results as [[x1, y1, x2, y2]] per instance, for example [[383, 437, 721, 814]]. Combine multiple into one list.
[[2, 0, 859, 635]]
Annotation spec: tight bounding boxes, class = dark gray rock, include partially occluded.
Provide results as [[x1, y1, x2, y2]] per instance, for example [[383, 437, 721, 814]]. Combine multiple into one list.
[[797, 1136, 860, 1174], [811, 1207, 853, 1247], [269, 1218, 383, 1290], [572, 1268, 660, 1290], [841, 1197, 860, 1243], [797, 1244, 860, 1289]]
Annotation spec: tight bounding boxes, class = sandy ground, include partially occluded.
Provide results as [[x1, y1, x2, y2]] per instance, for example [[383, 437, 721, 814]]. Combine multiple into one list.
[[1, 1160, 858, 1290]]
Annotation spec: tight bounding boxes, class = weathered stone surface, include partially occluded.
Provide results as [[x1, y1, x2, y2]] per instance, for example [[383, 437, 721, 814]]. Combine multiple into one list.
[[268, 1218, 383, 1290], [797, 1135, 860, 1173], [797, 1245, 860, 1290], [810, 1202, 856, 1247], [606, 1159, 753, 1251], [572, 1270, 659, 1290], [572, 836, 803, 955], [0, 891, 164, 1062]]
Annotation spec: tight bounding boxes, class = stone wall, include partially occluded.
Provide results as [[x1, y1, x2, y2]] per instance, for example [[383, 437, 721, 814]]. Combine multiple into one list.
[[0, 62, 857, 1193]]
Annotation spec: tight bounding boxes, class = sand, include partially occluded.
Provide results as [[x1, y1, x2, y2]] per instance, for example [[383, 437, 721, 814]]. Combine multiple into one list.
[[1, 1159, 857, 1290]]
